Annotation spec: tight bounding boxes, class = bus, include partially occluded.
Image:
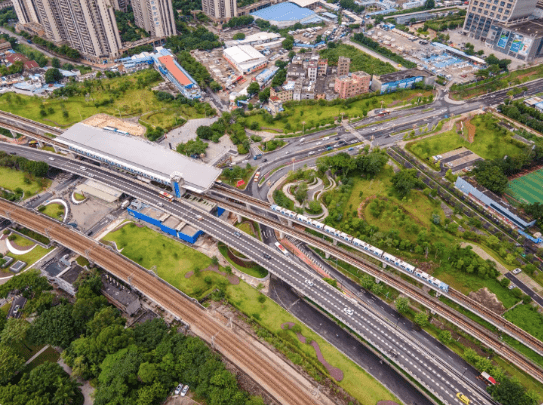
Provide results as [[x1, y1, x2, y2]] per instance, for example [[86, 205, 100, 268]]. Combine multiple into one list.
[[159, 191, 174, 202], [274, 242, 289, 256]]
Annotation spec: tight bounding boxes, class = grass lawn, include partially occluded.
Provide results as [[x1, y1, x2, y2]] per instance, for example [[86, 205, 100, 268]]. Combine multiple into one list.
[[26, 346, 60, 372], [76, 256, 90, 267], [0, 70, 206, 130], [11, 334, 43, 362], [40, 203, 65, 220], [319, 44, 396, 75], [493, 355, 543, 398], [218, 242, 268, 279], [236, 221, 257, 238], [74, 193, 85, 201], [219, 167, 257, 188], [102, 223, 218, 299], [103, 223, 397, 404], [0, 167, 49, 198], [407, 114, 528, 161], [244, 89, 433, 134], [5, 245, 54, 273], [139, 105, 206, 131], [9, 233, 35, 247], [228, 282, 399, 405], [504, 305, 543, 341]]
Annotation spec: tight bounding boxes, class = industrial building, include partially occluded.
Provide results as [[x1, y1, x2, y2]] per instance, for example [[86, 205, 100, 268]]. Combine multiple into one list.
[[483, 19, 543, 61], [371, 69, 436, 94], [250, 2, 324, 28], [152, 48, 201, 99], [224, 32, 284, 49], [127, 200, 204, 244], [463, 0, 538, 40], [455, 177, 535, 229], [57, 123, 222, 194], [223, 45, 268, 74]]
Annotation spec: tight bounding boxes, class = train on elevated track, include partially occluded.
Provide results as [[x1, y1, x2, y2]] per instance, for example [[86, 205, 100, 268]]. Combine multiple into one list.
[[271, 204, 449, 293]]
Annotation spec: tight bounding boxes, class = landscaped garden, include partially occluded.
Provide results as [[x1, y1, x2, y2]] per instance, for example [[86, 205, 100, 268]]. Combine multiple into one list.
[[0, 167, 49, 198], [38, 203, 65, 221]]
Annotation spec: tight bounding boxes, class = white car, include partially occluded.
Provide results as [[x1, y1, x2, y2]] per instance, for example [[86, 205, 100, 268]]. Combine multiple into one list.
[[316, 142, 322, 145], [181, 385, 189, 397], [174, 384, 183, 395], [512, 268, 522, 275], [309, 151, 316, 155], [343, 307, 353, 316], [48, 157, 55, 161], [323, 136, 330, 140], [285, 151, 290, 155], [305, 279, 313, 287], [508, 284, 516, 290]]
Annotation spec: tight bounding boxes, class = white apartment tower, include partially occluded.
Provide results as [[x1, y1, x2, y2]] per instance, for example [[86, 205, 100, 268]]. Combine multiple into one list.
[[32, 0, 123, 61], [131, 0, 177, 38], [463, 0, 538, 39], [12, 0, 40, 24], [202, 0, 237, 21]]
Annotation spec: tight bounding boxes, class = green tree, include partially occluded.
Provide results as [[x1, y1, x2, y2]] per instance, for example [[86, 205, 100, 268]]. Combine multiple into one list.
[[0, 318, 30, 346], [247, 81, 260, 95], [258, 87, 270, 103], [395, 297, 410, 314], [233, 32, 246, 40], [414, 312, 429, 327], [44, 68, 63, 83], [438, 330, 452, 345], [0, 345, 25, 384], [176, 138, 208, 156], [424, 0, 435, 8], [475, 164, 508, 194], [391, 169, 420, 197], [282, 38, 294, 50], [488, 377, 537, 405], [28, 304, 76, 348], [51, 57, 61, 68]]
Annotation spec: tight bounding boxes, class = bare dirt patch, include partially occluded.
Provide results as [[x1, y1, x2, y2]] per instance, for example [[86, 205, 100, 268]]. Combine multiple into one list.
[[82, 113, 146, 136], [281, 322, 344, 382], [468, 287, 506, 314], [465, 118, 476, 143]]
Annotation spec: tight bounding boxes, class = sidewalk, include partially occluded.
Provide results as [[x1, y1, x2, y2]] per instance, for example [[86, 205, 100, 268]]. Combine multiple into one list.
[[25, 345, 50, 365]]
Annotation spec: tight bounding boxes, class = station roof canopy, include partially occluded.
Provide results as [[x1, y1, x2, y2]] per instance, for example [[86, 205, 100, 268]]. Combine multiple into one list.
[[57, 123, 221, 193]]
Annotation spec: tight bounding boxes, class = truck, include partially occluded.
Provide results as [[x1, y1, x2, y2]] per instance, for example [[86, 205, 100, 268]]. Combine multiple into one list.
[[253, 153, 263, 160], [121, 200, 130, 209]]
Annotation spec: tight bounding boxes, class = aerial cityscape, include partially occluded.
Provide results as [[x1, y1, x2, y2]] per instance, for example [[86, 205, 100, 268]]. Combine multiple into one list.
[[0, 0, 542, 404]]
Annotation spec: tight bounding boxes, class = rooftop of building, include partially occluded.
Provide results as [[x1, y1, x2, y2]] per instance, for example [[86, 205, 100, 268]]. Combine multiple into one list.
[[158, 55, 192, 86], [374, 68, 435, 82], [223, 45, 266, 64], [497, 18, 543, 37], [251, 2, 320, 22], [225, 32, 282, 47], [59, 264, 85, 284], [57, 123, 221, 192]]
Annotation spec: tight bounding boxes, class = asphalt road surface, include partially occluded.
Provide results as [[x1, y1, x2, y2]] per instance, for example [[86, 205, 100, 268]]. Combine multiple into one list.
[[505, 272, 543, 307], [0, 143, 494, 405]]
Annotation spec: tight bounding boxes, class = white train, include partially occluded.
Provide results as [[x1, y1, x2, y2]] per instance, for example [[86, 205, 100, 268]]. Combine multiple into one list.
[[270, 204, 449, 293]]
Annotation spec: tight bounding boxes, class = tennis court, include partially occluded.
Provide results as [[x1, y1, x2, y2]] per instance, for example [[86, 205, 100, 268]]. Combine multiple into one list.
[[508, 169, 543, 204]]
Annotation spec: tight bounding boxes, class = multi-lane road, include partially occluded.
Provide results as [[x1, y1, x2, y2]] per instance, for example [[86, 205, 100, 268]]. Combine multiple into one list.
[[0, 143, 496, 405]]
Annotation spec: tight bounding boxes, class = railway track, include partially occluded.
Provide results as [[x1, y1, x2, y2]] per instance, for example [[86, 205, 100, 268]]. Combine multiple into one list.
[[211, 185, 543, 354], [0, 199, 320, 405], [0, 111, 63, 137], [205, 191, 543, 384]]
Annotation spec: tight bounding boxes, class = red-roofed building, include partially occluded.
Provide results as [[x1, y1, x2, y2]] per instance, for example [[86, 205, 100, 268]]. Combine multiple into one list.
[[3, 53, 29, 64], [24, 60, 39, 70], [158, 55, 192, 86]]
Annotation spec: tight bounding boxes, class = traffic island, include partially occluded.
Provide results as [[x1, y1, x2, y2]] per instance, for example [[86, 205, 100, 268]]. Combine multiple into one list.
[[281, 322, 344, 382]]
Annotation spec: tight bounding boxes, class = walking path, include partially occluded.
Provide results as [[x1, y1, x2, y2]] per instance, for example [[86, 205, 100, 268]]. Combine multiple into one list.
[[25, 345, 50, 365]]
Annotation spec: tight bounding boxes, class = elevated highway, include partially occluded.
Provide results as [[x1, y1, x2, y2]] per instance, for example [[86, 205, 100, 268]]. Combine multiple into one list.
[[0, 142, 496, 405]]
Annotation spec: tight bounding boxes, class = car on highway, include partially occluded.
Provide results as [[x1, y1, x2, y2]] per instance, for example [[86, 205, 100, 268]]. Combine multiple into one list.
[[350, 140, 357, 144], [174, 384, 183, 395], [334, 136, 340, 140], [512, 268, 522, 275], [323, 136, 329, 140], [316, 142, 322, 145], [456, 393, 470, 404], [234, 231, 242, 237], [263, 253, 271, 260], [9, 151, 16, 155], [285, 151, 290, 155], [305, 279, 313, 287], [80, 166, 86, 171], [181, 385, 189, 397], [309, 151, 316, 155], [343, 307, 353, 316], [48, 157, 55, 161], [263, 158, 268, 162], [348, 147, 354, 151]]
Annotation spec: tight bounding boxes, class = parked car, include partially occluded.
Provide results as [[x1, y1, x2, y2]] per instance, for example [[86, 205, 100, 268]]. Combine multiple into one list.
[[174, 384, 183, 395], [512, 268, 522, 275], [181, 385, 189, 397]]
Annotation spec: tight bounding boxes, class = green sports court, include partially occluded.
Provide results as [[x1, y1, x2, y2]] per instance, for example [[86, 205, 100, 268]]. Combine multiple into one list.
[[508, 169, 543, 204]]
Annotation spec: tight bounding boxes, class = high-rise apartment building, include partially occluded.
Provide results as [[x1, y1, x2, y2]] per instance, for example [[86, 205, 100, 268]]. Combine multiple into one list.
[[32, 0, 122, 62], [131, 0, 176, 38], [337, 56, 350, 77], [202, 0, 237, 21], [12, 0, 39, 24], [463, 0, 538, 39]]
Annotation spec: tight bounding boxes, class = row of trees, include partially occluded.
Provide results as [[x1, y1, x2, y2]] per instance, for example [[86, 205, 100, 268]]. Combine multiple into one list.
[[165, 25, 221, 53], [176, 50, 212, 87], [222, 15, 254, 28], [0, 152, 49, 178], [32, 36, 81, 59], [499, 100, 543, 134]]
